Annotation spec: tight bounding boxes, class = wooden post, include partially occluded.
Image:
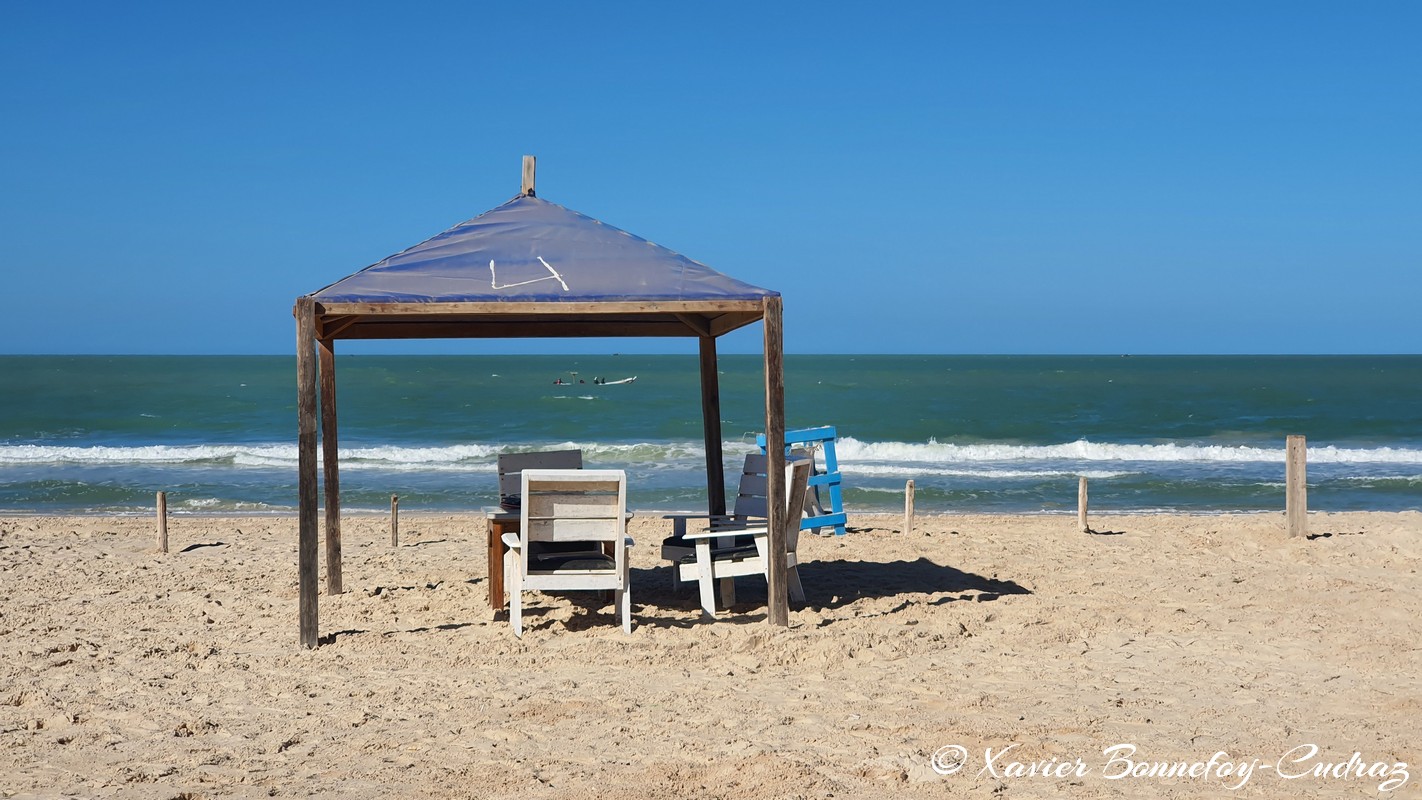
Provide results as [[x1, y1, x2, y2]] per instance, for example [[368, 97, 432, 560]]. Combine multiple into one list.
[[1286, 435, 1307, 538], [319, 338, 342, 595], [1078, 476, 1090, 533], [295, 296, 320, 649], [762, 296, 788, 627], [698, 336, 727, 516], [521, 155, 536, 197], [155, 491, 168, 553], [903, 480, 915, 535], [391, 495, 399, 547]]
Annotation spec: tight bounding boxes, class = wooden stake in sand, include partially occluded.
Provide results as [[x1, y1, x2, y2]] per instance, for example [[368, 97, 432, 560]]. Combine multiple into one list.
[[155, 491, 168, 553], [1286, 435, 1307, 538], [903, 479, 915, 535], [391, 495, 399, 547], [1078, 477, 1090, 533]]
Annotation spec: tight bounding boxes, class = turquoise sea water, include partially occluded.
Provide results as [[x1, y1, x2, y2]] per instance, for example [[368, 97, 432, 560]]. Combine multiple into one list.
[[1, 354, 1419, 514]]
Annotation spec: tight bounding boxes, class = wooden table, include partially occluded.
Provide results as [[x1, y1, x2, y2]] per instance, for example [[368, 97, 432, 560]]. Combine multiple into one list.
[[484, 507, 634, 612], [484, 507, 518, 611]]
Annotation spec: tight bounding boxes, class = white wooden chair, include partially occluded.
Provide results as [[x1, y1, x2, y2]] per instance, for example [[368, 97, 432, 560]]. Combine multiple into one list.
[[502, 469, 631, 637], [676, 458, 812, 619]]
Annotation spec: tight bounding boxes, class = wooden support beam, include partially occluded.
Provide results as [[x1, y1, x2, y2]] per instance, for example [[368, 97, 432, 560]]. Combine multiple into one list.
[[708, 311, 766, 337], [522, 155, 536, 197], [1286, 435, 1307, 538], [295, 296, 320, 649], [331, 320, 706, 340], [676, 313, 712, 337], [319, 338, 342, 595], [155, 491, 168, 553], [762, 295, 788, 627], [698, 337, 727, 516], [317, 315, 360, 339], [316, 299, 767, 316]]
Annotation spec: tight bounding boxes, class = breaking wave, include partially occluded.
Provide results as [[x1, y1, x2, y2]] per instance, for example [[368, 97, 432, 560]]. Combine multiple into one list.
[[833, 437, 1422, 465], [4, 437, 1421, 470]]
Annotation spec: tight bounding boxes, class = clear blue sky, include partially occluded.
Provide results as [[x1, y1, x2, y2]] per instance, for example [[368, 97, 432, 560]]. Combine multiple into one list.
[[2, 2, 1418, 355]]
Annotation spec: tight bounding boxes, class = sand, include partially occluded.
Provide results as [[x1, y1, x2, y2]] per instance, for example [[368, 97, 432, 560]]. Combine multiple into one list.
[[2, 511, 1419, 799]]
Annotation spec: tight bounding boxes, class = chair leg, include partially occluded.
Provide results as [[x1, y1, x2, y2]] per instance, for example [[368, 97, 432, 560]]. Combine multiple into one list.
[[503, 547, 516, 607], [620, 555, 632, 633], [788, 565, 806, 604], [618, 586, 631, 633], [505, 550, 523, 638], [719, 576, 735, 609], [670, 520, 687, 590], [695, 541, 716, 619]]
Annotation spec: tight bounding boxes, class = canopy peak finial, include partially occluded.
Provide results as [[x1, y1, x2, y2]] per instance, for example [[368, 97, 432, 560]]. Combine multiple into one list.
[[521, 155, 536, 197]]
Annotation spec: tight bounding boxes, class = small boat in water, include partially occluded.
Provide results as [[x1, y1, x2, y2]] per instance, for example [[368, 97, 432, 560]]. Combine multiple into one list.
[[596, 376, 637, 385]]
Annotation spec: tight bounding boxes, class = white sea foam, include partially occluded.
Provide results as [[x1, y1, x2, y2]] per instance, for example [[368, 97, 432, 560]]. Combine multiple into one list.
[[0, 440, 722, 471], [833, 437, 1422, 465], [0, 442, 504, 469], [841, 464, 1133, 480], [1340, 474, 1422, 485], [182, 498, 223, 508], [0, 444, 292, 465], [4, 437, 1420, 471]]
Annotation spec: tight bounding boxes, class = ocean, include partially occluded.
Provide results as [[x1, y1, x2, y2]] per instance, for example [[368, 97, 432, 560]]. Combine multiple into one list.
[[1, 354, 1419, 515]]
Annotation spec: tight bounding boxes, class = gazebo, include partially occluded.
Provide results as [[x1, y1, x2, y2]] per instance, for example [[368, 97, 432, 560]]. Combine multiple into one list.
[[293, 157, 789, 648]]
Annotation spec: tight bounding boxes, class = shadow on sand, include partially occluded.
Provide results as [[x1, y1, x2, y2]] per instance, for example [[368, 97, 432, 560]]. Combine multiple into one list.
[[1307, 530, 1365, 540], [628, 558, 1030, 619]]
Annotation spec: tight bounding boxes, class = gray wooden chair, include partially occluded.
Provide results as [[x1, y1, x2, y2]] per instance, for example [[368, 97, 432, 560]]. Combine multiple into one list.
[[675, 458, 812, 618], [496, 449, 582, 509], [494, 448, 601, 564], [661, 453, 773, 587], [662, 452, 816, 587]]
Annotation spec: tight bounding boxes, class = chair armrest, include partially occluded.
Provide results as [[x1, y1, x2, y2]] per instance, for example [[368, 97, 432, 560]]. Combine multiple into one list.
[[664, 513, 766, 538], [662, 513, 763, 524], [681, 525, 768, 541], [663, 512, 714, 536], [666, 513, 722, 538], [501, 532, 521, 549]]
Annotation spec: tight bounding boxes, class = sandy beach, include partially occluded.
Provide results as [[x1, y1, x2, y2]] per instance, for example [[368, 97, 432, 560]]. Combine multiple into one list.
[[2, 511, 1419, 798]]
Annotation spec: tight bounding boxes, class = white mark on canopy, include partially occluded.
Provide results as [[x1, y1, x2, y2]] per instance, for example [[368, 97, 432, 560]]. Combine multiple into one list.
[[489, 257, 570, 291]]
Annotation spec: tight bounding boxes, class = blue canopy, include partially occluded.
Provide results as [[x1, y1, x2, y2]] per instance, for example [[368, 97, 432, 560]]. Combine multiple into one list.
[[313, 195, 776, 305]]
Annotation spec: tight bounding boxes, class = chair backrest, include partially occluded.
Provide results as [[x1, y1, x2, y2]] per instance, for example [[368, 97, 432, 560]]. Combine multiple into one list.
[[514, 466, 619, 585], [518, 468, 627, 578], [731, 453, 771, 519], [497, 449, 582, 507], [730, 452, 813, 522]]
